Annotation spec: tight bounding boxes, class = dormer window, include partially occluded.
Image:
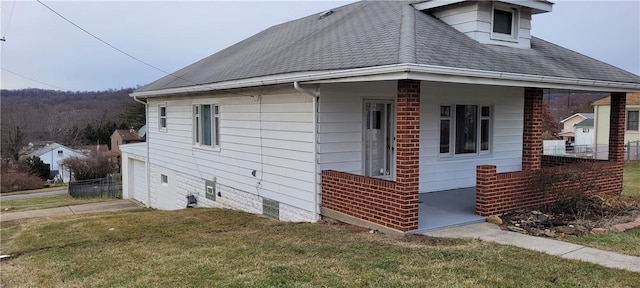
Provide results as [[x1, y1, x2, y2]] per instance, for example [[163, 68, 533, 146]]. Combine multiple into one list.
[[491, 4, 518, 41]]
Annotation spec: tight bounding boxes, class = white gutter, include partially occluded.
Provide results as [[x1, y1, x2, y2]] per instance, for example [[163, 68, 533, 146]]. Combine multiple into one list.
[[131, 64, 640, 98], [133, 95, 151, 208], [293, 81, 320, 221]]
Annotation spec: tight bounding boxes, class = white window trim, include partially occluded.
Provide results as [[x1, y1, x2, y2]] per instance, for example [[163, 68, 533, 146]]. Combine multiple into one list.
[[161, 174, 168, 186], [439, 104, 493, 159], [158, 103, 167, 132], [627, 109, 640, 132], [490, 3, 519, 42], [193, 103, 221, 151]]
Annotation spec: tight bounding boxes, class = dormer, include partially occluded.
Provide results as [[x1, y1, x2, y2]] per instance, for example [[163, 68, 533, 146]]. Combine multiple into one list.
[[413, 0, 553, 48]]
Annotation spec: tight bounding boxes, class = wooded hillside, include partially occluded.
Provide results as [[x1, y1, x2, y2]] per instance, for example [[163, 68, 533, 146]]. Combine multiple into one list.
[[1, 88, 144, 159]]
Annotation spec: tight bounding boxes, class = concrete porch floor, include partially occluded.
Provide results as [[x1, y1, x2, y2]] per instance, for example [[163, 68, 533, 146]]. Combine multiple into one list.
[[415, 187, 486, 233]]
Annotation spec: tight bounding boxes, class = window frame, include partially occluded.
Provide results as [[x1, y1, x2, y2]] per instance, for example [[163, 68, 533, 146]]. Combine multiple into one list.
[[158, 103, 167, 132], [627, 110, 640, 132], [193, 103, 221, 150], [491, 3, 519, 42], [161, 174, 168, 185], [439, 104, 493, 158]]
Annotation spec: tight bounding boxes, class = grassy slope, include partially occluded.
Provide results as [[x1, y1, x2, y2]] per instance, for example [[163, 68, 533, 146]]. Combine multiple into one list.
[[2, 208, 639, 287], [0, 195, 114, 214], [623, 161, 640, 196], [560, 162, 640, 256]]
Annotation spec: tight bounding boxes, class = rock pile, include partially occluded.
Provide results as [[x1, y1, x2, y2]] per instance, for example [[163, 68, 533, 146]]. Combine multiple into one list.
[[496, 210, 605, 238]]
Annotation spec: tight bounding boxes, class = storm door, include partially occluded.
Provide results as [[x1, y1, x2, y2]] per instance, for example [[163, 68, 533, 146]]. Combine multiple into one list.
[[363, 100, 395, 179]]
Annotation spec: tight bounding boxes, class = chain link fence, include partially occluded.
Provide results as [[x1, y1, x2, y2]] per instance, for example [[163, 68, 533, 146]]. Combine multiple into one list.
[[69, 174, 122, 199]]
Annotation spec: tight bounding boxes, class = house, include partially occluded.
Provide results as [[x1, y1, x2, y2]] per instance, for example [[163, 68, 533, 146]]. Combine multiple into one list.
[[122, 1, 640, 233], [26, 142, 86, 183], [592, 93, 640, 160], [111, 128, 145, 154], [558, 113, 594, 145]]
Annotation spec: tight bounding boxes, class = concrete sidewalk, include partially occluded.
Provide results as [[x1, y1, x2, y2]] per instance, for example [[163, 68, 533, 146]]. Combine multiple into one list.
[[424, 222, 640, 273], [0, 199, 144, 222]]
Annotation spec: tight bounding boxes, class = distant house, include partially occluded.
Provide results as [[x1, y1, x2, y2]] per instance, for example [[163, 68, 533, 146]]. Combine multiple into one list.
[[111, 127, 145, 154], [122, 0, 640, 233], [593, 93, 640, 159], [26, 143, 86, 183], [558, 113, 594, 145]]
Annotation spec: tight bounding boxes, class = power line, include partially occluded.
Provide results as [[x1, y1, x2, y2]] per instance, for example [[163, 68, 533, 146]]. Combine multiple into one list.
[[1, 0, 17, 41], [1, 67, 68, 90], [36, 0, 201, 86]]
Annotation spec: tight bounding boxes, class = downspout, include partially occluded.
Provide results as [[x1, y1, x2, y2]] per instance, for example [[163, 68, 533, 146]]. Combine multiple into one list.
[[293, 81, 320, 221], [133, 95, 151, 208]]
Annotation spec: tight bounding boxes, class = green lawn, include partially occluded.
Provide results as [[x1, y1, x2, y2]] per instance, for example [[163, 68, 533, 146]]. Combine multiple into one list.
[[0, 195, 114, 214], [564, 229, 640, 257], [1, 208, 639, 287], [623, 161, 640, 196]]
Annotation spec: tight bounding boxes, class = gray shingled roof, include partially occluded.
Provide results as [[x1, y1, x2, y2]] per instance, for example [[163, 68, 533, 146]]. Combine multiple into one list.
[[574, 119, 594, 128], [137, 1, 640, 93]]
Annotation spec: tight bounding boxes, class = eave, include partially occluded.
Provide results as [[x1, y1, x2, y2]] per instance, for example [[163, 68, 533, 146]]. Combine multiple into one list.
[[130, 64, 640, 98]]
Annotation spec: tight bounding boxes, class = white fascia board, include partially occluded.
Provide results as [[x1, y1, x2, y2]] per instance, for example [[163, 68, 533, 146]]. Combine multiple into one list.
[[559, 114, 585, 124], [131, 63, 640, 98], [412, 0, 465, 11], [502, 0, 553, 14]]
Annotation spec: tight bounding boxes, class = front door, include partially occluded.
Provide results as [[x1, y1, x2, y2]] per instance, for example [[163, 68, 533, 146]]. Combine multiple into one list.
[[363, 100, 395, 179]]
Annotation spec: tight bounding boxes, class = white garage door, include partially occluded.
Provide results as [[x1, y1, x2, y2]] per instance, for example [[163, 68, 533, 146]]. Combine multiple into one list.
[[133, 159, 146, 204]]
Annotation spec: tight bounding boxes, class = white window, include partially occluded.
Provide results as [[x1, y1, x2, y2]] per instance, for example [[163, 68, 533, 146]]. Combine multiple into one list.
[[440, 105, 492, 156], [193, 104, 220, 148], [158, 104, 167, 131], [161, 174, 168, 185], [582, 128, 590, 133], [491, 4, 518, 40], [628, 110, 639, 131]]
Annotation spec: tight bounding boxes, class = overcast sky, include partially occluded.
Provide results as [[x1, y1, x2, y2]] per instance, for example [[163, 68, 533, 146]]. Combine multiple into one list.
[[1, 0, 638, 91]]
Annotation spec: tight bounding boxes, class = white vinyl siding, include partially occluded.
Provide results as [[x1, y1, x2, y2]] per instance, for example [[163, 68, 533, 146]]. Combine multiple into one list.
[[146, 89, 315, 212], [431, 1, 532, 48], [420, 81, 524, 192], [317, 81, 397, 175]]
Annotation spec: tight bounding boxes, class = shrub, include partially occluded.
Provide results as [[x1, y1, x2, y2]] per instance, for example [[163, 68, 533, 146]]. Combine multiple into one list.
[[25, 156, 51, 180], [62, 155, 116, 181], [528, 162, 612, 219], [1, 171, 45, 193]]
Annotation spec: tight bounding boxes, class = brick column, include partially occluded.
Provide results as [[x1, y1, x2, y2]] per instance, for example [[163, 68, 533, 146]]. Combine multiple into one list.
[[608, 93, 626, 163], [522, 88, 544, 171], [395, 79, 421, 231], [608, 92, 626, 194], [476, 165, 498, 216]]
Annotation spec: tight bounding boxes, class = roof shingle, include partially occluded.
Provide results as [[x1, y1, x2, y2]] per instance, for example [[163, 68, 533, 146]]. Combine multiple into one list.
[[137, 1, 640, 93]]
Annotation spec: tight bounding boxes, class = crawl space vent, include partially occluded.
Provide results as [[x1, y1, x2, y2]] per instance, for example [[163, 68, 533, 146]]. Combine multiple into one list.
[[262, 198, 279, 220]]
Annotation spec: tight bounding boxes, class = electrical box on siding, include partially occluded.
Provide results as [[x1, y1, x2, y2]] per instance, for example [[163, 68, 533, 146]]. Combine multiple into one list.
[[262, 198, 279, 220], [205, 179, 215, 201]]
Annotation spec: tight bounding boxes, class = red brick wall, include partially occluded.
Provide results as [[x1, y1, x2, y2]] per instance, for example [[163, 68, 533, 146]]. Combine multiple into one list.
[[541, 155, 607, 168], [321, 80, 420, 232], [476, 91, 627, 216], [476, 161, 621, 216]]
